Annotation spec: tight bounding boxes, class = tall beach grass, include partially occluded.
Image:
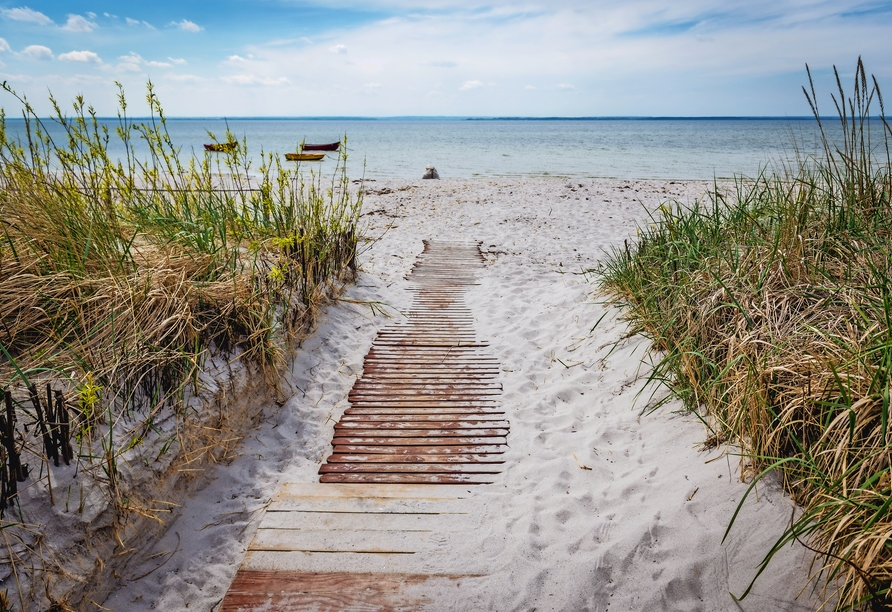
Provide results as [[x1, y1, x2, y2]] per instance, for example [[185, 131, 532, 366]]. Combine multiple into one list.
[[0, 81, 361, 608], [597, 59, 892, 611]]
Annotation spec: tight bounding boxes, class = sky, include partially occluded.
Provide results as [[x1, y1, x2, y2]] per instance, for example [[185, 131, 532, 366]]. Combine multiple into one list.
[[0, 0, 890, 117]]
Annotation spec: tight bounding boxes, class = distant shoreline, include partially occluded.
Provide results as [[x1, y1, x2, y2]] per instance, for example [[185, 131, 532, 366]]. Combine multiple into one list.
[[3, 115, 837, 122]]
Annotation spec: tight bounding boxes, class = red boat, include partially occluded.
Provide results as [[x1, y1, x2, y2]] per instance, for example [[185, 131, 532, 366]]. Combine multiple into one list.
[[300, 141, 340, 152]]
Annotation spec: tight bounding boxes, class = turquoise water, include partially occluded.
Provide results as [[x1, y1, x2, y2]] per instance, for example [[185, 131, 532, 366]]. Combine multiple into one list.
[[3, 117, 847, 180]]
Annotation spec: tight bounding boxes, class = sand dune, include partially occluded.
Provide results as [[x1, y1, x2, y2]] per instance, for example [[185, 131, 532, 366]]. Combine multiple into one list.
[[104, 178, 822, 611]]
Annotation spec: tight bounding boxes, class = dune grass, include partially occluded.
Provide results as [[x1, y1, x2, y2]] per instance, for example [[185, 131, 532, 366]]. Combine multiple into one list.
[[596, 60, 892, 611], [0, 81, 361, 607], [0, 79, 360, 483]]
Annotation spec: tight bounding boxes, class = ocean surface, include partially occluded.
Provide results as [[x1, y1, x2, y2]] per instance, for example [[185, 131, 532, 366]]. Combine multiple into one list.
[[2, 116, 855, 181]]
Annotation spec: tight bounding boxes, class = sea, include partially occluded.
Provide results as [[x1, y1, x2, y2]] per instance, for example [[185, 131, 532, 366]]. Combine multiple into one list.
[[1, 116, 863, 181]]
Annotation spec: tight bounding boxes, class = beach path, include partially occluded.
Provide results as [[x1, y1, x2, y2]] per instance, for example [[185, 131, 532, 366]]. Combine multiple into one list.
[[220, 240, 506, 610]]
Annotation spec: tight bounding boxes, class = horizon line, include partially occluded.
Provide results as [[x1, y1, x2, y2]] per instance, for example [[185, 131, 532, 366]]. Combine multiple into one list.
[[5, 115, 843, 121]]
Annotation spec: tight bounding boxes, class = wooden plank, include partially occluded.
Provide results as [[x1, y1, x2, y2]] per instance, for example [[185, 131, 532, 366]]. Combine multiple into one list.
[[267, 495, 472, 514], [331, 436, 507, 446], [260, 510, 475, 531], [351, 381, 502, 388], [349, 387, 502, 395], [346, 401, 501, 408], [348, 395, 502, 403], [249, 528, 428, 553], [332, 430, 508, 440], [351, 382, 502, 389], [333, 427, 508, 437], [240, 550, 432, 574], [335, 424, 509, 433], [221, 571, 481, 612], [319, 463, 502, 474], [336, 418, 510, 428], [325, 453, 505, 463], [363, 356, 496, 361], [331, 445, 508, 455], [320, 473, 496, 484], [361, 361, 497, 367], [357, 373, 499, 379], [347, 397, 502, 404], [343, 407, 505, 415], [360, 368, 501, 374], [276, 482, 470, 499]]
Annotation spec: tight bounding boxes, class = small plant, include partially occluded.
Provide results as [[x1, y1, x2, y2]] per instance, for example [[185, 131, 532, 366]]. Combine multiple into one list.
[[75, 373, 102, 437]]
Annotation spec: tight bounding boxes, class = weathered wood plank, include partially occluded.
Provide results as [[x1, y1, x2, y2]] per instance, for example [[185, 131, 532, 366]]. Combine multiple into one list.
[[331, 436, 507, 446], [319, 463, 502, 474], [330, 445, 508, 455], [319, 473, 496, 484], [325, 453, 505, 464]]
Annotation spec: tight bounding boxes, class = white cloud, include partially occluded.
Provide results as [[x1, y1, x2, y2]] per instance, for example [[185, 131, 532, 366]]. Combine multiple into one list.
[[119, 52, 144, 64], [221, 74, 289, 86], [0, 38, 10, 53], [524, 85, 536, 90], [1, 7, 52, 25], [329, 44, 347, 54], [58, 50, 101, 63], [168, 57, 187, 65], [556, 83, 575, 90], [460, 80, 483, 91], [105, 52, 176, 72], [86, 12, 96, 19], [62, 14, 96, 32], [228, 55, 248, 63], [164, 73, 204, 83], [21, 45, 52, 60], [124, 17, 154, 28], [170, 19, 202, 32], [99, 52, 144, 73]]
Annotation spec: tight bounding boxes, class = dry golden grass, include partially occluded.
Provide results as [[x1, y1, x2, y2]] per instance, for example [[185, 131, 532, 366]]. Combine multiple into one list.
[[598, 60, 892, 611], [0, 82, 361, 607]]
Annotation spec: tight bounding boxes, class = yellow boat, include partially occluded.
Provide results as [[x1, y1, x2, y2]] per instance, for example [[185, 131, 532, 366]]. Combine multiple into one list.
[[284, 152, 325, 161]]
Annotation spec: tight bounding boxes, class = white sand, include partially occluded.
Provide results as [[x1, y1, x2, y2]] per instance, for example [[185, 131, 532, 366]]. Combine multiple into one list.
[[103, 177, 822, 611]]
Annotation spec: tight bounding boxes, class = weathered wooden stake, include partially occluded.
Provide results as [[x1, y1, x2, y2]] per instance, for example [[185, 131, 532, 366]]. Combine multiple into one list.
[[0, 419, 9, 515], [28, 385, 55, 505], [55, 390, 73, 465], [30, 384, 57, 466], [3, 391, 25, 483]]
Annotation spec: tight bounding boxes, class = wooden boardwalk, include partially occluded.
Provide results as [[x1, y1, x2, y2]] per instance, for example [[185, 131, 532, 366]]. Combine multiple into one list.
[[321, 239, 507, 484], [220, 241, 506, 610]]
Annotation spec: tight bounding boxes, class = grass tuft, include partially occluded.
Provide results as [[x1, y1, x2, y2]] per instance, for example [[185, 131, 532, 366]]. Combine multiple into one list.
[[597, 58, 892, 611], [0, 80, 361, 606]]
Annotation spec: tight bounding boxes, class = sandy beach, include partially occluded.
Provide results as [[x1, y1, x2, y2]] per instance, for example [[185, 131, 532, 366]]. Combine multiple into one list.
[[102, 177, 822, 611]]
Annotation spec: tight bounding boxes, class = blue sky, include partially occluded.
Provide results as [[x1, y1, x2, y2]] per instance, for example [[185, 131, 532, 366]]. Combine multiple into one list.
[[0, 0, 890, 116]]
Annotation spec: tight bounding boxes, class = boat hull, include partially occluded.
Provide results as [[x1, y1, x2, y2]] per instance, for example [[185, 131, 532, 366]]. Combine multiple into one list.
[[204, 142, 237, 152], [300, 142, 340, 152], [285, 152, 325, 161]]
